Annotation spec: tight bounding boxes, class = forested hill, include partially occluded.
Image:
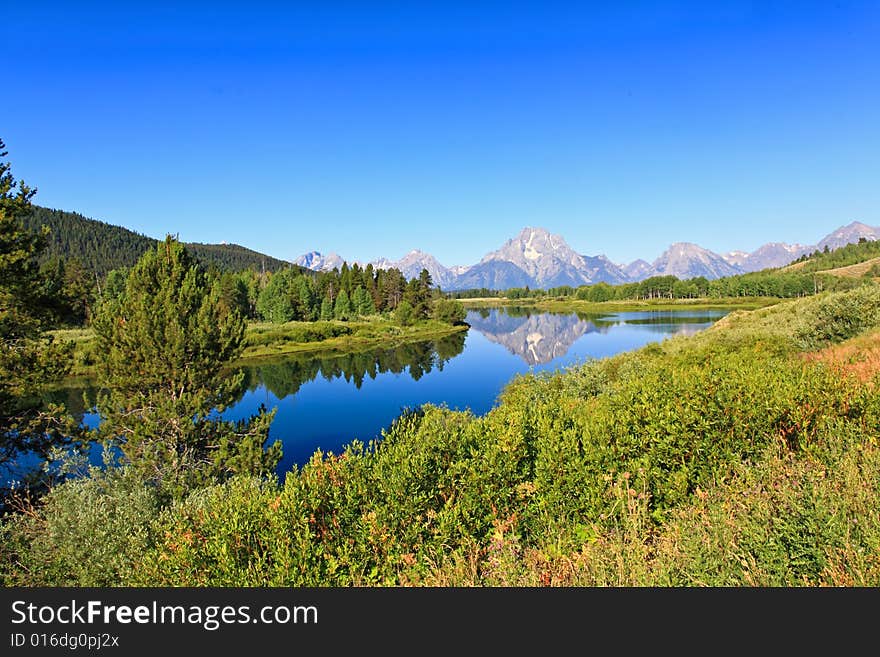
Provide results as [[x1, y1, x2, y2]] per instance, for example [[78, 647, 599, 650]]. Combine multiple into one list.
[[22, 206, 293, 275], [785, 237, 880, 274]]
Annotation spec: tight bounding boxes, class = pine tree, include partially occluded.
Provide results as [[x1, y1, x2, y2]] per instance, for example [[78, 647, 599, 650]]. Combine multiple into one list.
[[352, 286, 375, 317], [320, 295, 334, 321], [92, 236, 281, 498], [256, 268, 296, 323], [0, 139, 80, 499], [334, 288, 353, 320], [295, 275, 318, 321]]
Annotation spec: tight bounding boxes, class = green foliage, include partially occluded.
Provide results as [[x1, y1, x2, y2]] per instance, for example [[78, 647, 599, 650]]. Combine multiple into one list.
[[793, 237, 880, 273], [795, 285, 880, 349], [0, 139, 82, 499], [92, 236, 281, 498], [320, 295, 334, 321], [1, 465, 160, 586], [256, 268, 297, 323], [576, 282, 614, 302], [431, 298, 467, 325], [214, 271, 250, 321], [334, 288, 353, 320], [20, 206, 292, 277], [395, 300, 416, 326], [9, 277, 880, 586], [352, 286, 376, 317]]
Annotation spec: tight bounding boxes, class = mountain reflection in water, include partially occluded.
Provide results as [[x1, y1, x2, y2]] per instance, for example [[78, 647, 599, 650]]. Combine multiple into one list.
[[466, 307, 726, 365], [39, 308, 727, 477]]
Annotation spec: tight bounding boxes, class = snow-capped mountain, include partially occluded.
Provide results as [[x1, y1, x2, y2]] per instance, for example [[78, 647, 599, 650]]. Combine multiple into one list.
[[725, 242, 811, 272], [622, 259, 657, 281], [376, 249, 458, 289], [651, 242, 743, 280], [293, 220, 880, 290], [722, 250, 751, 268], [294, 251, 348, 272], [475, 227, 628, 289]]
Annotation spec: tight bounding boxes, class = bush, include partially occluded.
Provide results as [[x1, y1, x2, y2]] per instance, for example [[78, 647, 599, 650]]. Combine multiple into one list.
[[395, 300, 416, 326], [1, 467, 160, 586], [796, 285, 880, 349], [432, 298, 467, 325]]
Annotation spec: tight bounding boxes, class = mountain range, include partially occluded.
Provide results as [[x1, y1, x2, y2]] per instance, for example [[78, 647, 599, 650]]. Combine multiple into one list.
[[24, 204, 880, 291], [296, 221, 880, 290]]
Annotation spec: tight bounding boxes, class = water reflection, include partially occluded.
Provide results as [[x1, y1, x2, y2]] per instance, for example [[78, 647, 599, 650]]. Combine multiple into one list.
[[28, 308, 728, 479], [467, 307, 726, 365], [238, 330, 467, 401]]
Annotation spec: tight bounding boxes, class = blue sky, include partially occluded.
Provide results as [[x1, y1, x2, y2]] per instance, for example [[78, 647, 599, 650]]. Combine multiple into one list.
[[4, 1, 879, 266]]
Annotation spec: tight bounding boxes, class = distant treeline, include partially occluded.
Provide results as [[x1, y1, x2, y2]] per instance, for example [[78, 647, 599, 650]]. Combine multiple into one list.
[[247, 264, 448, 325], [451, 270, 867, 302]]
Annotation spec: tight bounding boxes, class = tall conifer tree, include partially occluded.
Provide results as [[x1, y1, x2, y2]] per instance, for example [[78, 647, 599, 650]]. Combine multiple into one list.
[[93, 236, 280, 497], [0, 139, 80, 499]]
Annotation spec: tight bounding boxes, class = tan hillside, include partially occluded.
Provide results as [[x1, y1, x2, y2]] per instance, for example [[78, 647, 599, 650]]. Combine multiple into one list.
[[781, 255, 880, 278], [814, 256, 880, 278]]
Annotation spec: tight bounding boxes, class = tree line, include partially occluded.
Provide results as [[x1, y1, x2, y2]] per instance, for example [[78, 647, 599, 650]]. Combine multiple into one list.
[[450, 269, 865, 302], [0, 140, 465, 505]]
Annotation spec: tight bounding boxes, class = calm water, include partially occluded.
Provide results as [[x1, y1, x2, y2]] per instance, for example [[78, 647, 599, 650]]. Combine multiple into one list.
[[226, 307, 727, 476], [33, 308, 725, 482]]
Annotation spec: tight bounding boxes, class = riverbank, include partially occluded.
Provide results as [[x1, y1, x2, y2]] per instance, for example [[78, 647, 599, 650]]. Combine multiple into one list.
[[459, 295, 782, 313], [239, 319, 468, 362], [48, 318, 469, 378], [12, 284, 880, 587]]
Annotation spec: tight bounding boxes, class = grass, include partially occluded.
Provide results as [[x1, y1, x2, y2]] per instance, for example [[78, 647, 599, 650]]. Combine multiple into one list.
[[48, 317, 468, 377], [239, 319, 468, 361], [812, 257, 880, 279], [803, 327, 880, 384]]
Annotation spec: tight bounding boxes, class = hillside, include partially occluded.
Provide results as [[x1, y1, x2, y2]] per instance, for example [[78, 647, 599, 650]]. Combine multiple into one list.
[[22, 206, 293, 276], [783, 237, 880, 275], [812, 257, 880, 279]]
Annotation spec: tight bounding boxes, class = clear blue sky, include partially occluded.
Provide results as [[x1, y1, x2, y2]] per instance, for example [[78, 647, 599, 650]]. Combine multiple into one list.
[[4, 1, 879, 266]]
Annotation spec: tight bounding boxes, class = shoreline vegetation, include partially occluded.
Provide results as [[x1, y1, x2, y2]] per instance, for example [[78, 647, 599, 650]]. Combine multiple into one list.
[[49, 318, 470, 379], [48, 297, 771, 379], [7, 281, 880, 586]]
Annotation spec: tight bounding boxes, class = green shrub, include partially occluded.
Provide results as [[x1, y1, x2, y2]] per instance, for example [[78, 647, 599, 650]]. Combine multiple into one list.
[[1, 467, 160, 586]]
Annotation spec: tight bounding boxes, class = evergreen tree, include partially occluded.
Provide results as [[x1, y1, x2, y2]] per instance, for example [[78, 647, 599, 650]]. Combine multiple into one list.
[[92, 236, 280, 498], [295, 275, 318, 321], [0, 139, 80, 499], [353, 286, 375, 316], [320, 295, 334, 321], [395, 299, 415, 326], [215, 271, 250, 321], [418, 268, 433, 293], [256, 268, 296, 323], [403, 278, 430, 319], [334, 288, 353, 320], [379, 268, 406, 310]]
